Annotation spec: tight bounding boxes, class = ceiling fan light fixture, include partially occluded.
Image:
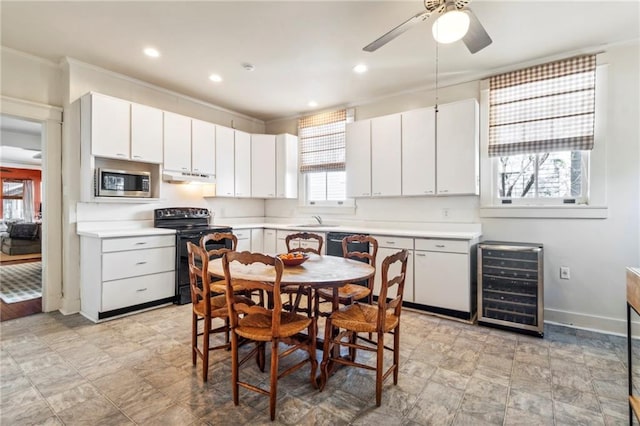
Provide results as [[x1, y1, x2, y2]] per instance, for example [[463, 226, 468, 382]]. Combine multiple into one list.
[[432, 10, 470, 44]]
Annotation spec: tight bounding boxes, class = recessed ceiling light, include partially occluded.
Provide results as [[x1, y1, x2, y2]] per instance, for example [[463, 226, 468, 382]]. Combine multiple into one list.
[[209, 74, 223, 83], [353, 64, 368, 74], [308, 101, 318, 107], [242, 63, 255, 72], [143, 47, 160, 58]]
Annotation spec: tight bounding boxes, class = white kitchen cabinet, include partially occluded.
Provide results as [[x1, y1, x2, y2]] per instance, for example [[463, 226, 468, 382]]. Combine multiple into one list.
[[215, 126, 235, 197], [131, 103, 163, 163], [163, 111, 192, 173], [402, 107, 436, 196], [234, 229, 251, 252], [191, 119, 216, 175], [251, 134, 277, 198], [371, 113, 402, 197], [251, 228, 264, 253], [371, 235, 414, 303], [346, 119, 372, 198], [85, 93, 130, 160], [276, 230, 289, 254], [80, 234, 175, 323], [436, 99, 479, 195], [263, 229, 277, 254], [413, 238, 472, 315], [276, 134, 298, 199], [234, 130, 252, 198]]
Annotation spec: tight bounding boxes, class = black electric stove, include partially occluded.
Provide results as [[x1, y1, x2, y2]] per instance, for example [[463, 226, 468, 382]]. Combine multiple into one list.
[[154, 207, 232, 304]]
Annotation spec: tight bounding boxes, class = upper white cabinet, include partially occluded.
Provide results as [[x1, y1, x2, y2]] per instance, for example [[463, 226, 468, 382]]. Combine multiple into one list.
[[346, 119, 371, 198], [402, 107, 436, 196], [234, 130, 251, 198], [215, 126, 235, 197], [436, 99, 479, 195], [131, 103, 163, 163], [191, 119, 216, 176], [163, 112, 191, 172], [251, 134, 277, 198], [371, 113, 402, 197], [87, 93, 130, 160], [276, 134, 298, 199]]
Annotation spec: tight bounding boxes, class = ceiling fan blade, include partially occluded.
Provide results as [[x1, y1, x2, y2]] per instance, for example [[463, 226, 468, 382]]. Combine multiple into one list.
[[363, 11, 430, 52], [462, 8, 492, 54]]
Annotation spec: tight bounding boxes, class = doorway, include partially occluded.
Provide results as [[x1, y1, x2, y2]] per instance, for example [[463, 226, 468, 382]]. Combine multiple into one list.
[[0, 115, 44, 320]]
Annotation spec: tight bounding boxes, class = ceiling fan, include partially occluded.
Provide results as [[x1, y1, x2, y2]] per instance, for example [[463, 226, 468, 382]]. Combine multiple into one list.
[[363, 0, 492, 54]]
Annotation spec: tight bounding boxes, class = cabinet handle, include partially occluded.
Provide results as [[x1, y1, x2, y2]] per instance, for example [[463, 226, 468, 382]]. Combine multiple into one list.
[[135, 242, 147, 245], [435, 244, 445, 248], [116, 153, 126, 157], [268, 194, 274, 197], [362, 193, 369, 196], [132, 155, 142, 159], [193, 168, 199, 172], [441, 189, 449, 193], [374, 192, 382, 195], [136, 288, 148, 292], [386, 241, 396, 245], [136, 261, 147, 265], [181, 167, 188, 170], [416, 253, 426, 257]]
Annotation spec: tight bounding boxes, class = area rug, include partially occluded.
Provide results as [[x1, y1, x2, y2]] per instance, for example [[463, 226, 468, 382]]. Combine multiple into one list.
[[0, 261, 42, 303]]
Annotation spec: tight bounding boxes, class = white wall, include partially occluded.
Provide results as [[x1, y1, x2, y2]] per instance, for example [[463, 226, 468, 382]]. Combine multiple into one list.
[[266, 41, 640, 334]]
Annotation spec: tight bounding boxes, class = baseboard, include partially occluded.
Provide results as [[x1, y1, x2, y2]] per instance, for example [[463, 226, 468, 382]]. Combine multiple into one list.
[[544, 308, 628, 336]]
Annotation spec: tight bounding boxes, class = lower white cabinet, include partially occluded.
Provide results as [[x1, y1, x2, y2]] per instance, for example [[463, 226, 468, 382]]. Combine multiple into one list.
[[413, 238, 475, 319], [263, 229, 277, 254], [234, 229, 252, 252], [251, 228, 264, 253], [80, 234, 176, 322], [371, 235, 414, 303]]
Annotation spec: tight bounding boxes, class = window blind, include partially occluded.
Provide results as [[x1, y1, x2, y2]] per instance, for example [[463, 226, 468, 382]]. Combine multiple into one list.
[[489, 55, 596, 157], [298, 109, 354, 172]]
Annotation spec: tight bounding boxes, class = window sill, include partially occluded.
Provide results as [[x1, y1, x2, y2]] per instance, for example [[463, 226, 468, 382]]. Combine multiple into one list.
[[480, 205, 608, 219]]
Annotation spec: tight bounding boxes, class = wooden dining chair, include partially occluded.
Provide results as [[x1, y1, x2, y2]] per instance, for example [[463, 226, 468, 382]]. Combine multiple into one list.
[[283, 232, 323, 317], [201, 232, 264, 306], [319, 249, 409, 406], [222, 251, 318, 421], [314, 235, 379, 317], [186, 242, 254, 382]]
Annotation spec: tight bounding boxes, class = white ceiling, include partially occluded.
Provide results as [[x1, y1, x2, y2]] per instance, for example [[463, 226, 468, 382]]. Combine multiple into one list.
[[0, 115, 42, 167], [1, 1, 638, 122]]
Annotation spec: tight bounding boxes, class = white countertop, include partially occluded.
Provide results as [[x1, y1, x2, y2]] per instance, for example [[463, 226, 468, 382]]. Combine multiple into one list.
[[77, 227, 176, 238]]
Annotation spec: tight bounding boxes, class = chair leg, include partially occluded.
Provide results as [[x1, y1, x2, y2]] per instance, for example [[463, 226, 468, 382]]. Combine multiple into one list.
[[269, 339, 280, 421], [349, 330, 357, 362], [256, 341, 266, 372], [376, 331, 384, 407], [306, 288, 312, 318], [308, 318, 318, 389], [191, 313, 198, 366], [202, 318, 210, 382], [320, 317, 334, 391], [230, 331, 239, 406], [225, 317, 230, 346], [393, 326, 400, 385]]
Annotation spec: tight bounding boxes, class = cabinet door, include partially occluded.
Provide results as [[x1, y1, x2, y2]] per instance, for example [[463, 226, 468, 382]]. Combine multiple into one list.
[[163, 112, 191, 172], [235, 230, 251, 252], [402, 107, 436, 196], [215, 126, 235, 197], [191, 119, 216, 175], [90, 94, 130, 159], [276, 134, 298, 199], [234, 130, 252, 198], [251, 228, 264, 253], [371, 113, 402, 197], [263, 229, 277, 254], [414, 250, 469, 312], [276, 230, 291, 254], [345, 119, 371, 198], [251, 134, 276, 198], [130, 103, 163, 163], [436, 99, 479, 195]]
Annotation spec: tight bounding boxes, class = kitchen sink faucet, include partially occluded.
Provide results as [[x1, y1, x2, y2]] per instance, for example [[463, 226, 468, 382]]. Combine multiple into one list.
[[312, 215, 323, 225]]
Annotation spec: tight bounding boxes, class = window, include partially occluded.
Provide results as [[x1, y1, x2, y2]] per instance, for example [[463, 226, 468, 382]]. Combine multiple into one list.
[[488, 55, 596, 206], [2, 180, 25, 220], [298, 109, 354, 206]]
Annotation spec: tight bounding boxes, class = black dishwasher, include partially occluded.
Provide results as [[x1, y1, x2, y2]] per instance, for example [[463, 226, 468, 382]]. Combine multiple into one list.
[[326, 232, 370, 263]]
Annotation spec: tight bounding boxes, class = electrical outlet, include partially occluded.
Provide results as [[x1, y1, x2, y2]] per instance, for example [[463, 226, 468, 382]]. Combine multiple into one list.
[[560, 266, 571, 280], [442, 208, 450, 218]]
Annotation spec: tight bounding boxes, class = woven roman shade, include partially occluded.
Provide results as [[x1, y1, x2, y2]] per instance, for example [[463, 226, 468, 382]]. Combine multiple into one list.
[[489, 55, 596, 157], [298, 109, 354, 173]]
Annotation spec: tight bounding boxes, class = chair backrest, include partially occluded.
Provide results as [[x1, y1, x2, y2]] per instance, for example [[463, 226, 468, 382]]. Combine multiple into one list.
[[285, 232, 323, 255], [377, 249, 409, 329], [222, 251, 286, 336], [187, 242, 212, 311], [342, 235, 378, 291], [201, 232, 237, 258]]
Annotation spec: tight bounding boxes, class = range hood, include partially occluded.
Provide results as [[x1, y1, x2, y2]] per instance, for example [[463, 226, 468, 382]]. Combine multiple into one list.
[[162, 170, 215, 184]]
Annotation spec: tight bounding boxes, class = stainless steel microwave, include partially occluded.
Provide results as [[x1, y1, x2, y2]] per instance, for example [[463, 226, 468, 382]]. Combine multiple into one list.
[[95, 168, 151, 198]]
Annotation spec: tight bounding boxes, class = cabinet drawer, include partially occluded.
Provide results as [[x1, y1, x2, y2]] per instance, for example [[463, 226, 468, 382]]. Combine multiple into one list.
[[102, 271, 174, 312], [414, 238, 468, 253], [102, 235, 175, 252], [371, 235, 414, 250], [103, 246, 175, 281], [234, 230, 251, 239]]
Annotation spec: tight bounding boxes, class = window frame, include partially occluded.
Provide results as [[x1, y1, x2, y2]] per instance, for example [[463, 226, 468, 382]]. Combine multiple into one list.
[[480, 62, 609, 219]]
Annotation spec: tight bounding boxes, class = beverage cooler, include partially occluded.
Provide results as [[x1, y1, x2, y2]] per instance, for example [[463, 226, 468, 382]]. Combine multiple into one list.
[[477, 241, 544, 337]]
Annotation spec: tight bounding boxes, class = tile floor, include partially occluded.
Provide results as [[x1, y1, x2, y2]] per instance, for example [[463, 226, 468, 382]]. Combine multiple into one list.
[[0, 304, 633, 425]]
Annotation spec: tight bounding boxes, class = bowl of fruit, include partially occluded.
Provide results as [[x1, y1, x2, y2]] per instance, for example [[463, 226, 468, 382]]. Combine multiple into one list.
[[277, 252, 310, 267]]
